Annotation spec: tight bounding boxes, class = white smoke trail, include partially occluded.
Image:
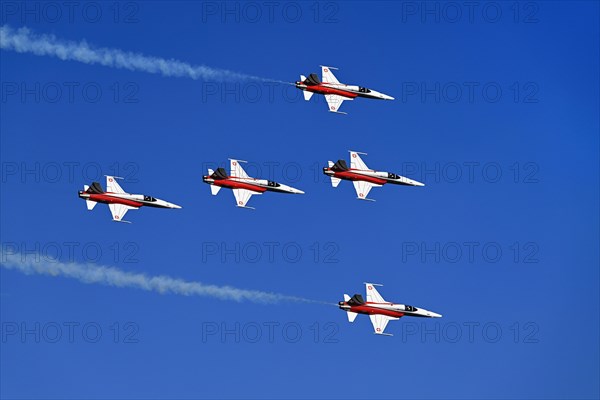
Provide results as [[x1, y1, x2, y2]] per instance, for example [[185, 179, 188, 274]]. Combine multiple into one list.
[[0, 252, 317, 304], [0, 25, 279, 83]]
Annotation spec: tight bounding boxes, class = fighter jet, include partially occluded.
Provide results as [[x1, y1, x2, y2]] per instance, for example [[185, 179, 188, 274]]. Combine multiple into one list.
[[323, 151, 424, 201], [202, 159, 305, 209], [295, 66, 394, 114], [339, 283, 442, 336], [78, 175, 181, 223]]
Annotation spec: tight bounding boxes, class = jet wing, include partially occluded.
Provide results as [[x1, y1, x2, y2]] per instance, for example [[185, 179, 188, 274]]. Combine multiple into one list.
[[369, 314, 398, 336], [366, 283, 386, 303], [350, 151, 370, 170], [353, 181, 381, 200], [108, 203, 138, 223], [106, 176, 126, 194], [233, 188, 261, 209], [325, 95, 349, 114], [230, 159, 250, 179], [321, 66, 340, 84]]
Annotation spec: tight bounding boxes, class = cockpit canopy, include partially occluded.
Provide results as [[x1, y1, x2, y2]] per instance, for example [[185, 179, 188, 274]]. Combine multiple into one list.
[[358, 87, 371, 93], [332, 159, 349, 171], [144, 195, 157, 202], [388, 172, 400, 179], [405, 305, 417, 312], [348, 294, 365, 305], [267, 181, 280, 187]]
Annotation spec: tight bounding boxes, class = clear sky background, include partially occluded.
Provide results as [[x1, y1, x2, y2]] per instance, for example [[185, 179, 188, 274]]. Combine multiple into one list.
[[1, 1, 599, 399]]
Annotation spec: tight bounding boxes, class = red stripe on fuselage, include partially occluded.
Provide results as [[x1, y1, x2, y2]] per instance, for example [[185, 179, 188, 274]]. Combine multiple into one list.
[[215, 179, 268, 192], [333, 170, 387, 185], [349, 304, 404, 318], [306, 86, 358, 98], [88, 194, 144, 207]]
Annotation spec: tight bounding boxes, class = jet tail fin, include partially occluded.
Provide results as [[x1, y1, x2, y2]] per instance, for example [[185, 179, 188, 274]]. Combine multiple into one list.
[[85, 182, 104, 194]]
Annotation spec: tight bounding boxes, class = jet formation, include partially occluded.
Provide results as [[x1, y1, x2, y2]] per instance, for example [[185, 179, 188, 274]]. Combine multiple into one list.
[[295, 66, 394, 114], [78, 175, 181, 223], [339, 283, 442, 336], [79, 152, 424, 219], [72, 62, 440, 334]]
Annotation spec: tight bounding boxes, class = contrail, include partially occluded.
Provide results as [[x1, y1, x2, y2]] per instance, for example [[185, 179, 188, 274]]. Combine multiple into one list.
[[0, 25, 282, 83], [1, 252, 321, 305]]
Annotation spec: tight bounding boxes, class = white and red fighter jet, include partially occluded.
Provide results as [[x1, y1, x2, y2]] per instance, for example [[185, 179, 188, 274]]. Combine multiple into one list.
[[339, 283, 442, 336], [202, 159, 305, 209], [323, 151, 424, 201], [78, 176, 181, 223], [295, 66, 394, 114]]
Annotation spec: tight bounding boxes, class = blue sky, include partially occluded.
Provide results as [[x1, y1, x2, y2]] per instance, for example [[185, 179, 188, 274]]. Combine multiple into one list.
[[1, 1, 599, 398]]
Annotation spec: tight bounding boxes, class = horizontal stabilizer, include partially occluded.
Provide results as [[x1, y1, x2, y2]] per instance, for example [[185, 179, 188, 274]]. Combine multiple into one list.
[[328, 161, 342, 187], [86, 200, 97, 210], [303, 91, 314, 101], [347, 311, 358, 323], [210, 185, 221, 195]]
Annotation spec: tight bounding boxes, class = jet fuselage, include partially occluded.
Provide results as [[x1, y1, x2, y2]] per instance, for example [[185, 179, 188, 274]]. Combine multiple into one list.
[[323, 167, 424, 186], [338, 301, 442, 319], [202, 175, 304, 195], [295, 82, 394, 101], [78, 191, 181, 209]]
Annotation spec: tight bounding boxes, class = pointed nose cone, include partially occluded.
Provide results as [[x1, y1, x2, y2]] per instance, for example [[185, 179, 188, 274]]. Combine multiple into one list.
[[163, 200, 182, 209], [280, 184, 305, 194], [403, 176, 425, 187], [427, 311, 442, 318], [382, 94, 394, 100]]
